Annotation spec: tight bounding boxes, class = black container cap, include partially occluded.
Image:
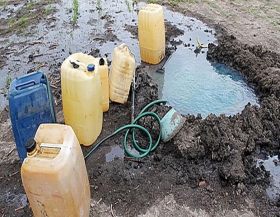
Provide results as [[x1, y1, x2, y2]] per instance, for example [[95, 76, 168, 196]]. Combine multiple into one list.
[[25, 138, 37, 153], [99, 58, 105, 66], [40, 74, 47, 84], [87, 64, 95, 72]]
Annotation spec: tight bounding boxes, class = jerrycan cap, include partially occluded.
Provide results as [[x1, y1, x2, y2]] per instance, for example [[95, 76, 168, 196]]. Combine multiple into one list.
[[25, 138, 37, 153], [99, 58, 105, 66], [87, 64, 95, 72]]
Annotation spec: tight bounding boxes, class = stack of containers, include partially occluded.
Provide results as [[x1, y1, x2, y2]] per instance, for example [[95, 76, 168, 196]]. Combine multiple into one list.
[[19, 4, 167, 214]]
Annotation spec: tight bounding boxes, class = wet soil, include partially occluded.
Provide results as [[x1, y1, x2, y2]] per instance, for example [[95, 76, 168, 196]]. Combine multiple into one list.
[[1, 0, 280, 217]]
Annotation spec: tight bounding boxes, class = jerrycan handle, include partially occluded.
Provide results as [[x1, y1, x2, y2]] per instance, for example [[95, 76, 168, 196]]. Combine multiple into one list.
[[69, 59, 87, 72], [40, 143, 62, 149], [16, 80, 36, 90], [121, 44, 135, 58]]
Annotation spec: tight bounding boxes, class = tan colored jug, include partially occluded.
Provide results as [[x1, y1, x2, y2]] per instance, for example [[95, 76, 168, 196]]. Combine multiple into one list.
[[109, 43, 135, 104], [21, 124, 90, 217], [138, 4, 165, 64], [61, 53, 102, 146], [98, 57, 109, 112]]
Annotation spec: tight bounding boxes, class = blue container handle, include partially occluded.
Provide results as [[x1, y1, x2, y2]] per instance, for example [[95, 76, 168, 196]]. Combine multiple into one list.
[[15, 80, 36, 90]]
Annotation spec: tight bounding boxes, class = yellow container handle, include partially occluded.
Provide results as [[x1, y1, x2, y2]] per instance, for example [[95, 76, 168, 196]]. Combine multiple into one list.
[[69, 59, 89, 72], [119, 44, 135, 59]]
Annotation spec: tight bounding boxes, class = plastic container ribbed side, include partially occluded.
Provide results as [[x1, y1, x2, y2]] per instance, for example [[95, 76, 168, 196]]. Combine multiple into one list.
[[109, 43, 135, 104], [138, 4, 165, 64], [98, 57, 109, 112], [21, 124, 90, 217], [61, 53, 102, 146]]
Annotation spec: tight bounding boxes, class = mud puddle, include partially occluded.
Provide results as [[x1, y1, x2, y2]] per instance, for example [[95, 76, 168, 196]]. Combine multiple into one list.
[[0, 0, 258, 119], [257, 153, 280, 199], [0, 191, 28, 207], [145, 11, 259, 118], [160, 48, 259, 118]]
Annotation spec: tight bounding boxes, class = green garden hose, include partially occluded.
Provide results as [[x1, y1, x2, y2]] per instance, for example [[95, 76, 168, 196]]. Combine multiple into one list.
[[84, 99, 167, 160]]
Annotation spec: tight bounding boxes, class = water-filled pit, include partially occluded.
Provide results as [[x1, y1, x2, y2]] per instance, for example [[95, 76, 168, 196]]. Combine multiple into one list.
[[156, 48, 259, 118], [257, 153, 280, 200]]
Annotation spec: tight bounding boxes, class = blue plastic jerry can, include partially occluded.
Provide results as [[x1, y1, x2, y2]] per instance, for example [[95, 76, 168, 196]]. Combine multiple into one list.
[[8, 71, 56, 163]]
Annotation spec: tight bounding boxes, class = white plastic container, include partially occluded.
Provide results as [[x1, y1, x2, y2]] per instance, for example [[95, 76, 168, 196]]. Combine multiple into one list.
[[21, 124, 90, 217], [61, 53, 102, 146], [109, 43, 135, 104], [138, 4, 165, 64]]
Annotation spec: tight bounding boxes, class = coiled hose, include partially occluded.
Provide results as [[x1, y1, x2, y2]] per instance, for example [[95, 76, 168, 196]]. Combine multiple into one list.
[[84, 99, 167, 160]]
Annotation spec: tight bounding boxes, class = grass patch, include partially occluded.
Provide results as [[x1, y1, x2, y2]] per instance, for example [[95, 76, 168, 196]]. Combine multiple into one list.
[[167, 0, 198, 6], [45, 5, 52, 14], [148, 0, 159, 3], [5, 75, 12, 89], [275, 23, 280, 31], [19, 15, 27, 26], [72, 0, 79, 25], [232, 17, 242, 26], [204, 0, 219, 8], [97, 0, 101, 10], [125, 0, 131, 12], [248, 6, 259, 16], [3, 1, 7, 10], [128, 0, 198, 5], [27, 2, 33, 10], [8, 18, 15, 25], [73, 12, 78, 25]]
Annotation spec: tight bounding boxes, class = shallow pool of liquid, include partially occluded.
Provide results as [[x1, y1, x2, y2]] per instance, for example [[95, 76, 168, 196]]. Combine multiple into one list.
[[257, 155, 280, 199], [105, 144, 140, 162], [146, 9, 259, 118], [161, 48, 259, 118], [0, 191, 28, 207]]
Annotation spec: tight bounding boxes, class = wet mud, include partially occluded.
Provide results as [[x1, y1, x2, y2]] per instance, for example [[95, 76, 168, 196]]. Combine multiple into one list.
[[84, 33, 280, 216], [1, 1, 280, 217]]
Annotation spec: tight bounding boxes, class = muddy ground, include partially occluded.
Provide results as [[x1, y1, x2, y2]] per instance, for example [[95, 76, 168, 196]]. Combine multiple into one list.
[[1, 0, 280, 216]]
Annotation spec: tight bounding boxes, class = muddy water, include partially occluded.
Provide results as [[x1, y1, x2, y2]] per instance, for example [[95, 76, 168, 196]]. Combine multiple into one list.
[[0, 190, 28, 207], [162, 51, 259, 118], [0, 0, 258, 117], [257, 154, 280, 199], [0, 0, 140, 110], [148, 12, 259, 118]]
